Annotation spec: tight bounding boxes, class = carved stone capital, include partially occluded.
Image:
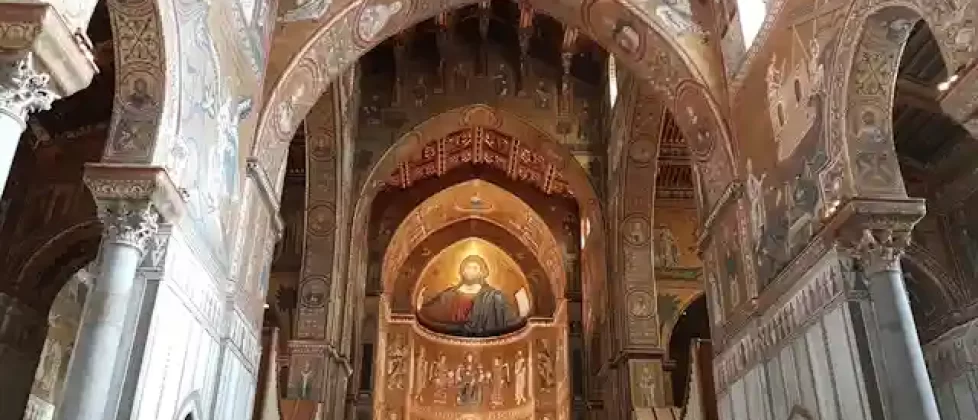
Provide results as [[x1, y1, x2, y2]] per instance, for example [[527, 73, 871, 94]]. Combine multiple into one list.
[[83, 163, 185, 252], [849, 228, 911, 276], [0, 1, 97, 97], [96, 201, 160, 252], [0, 53, 58, 125], [827, 197, 925, 277]]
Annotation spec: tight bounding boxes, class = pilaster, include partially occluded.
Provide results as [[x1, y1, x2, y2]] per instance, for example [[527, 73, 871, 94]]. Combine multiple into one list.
[[604, 87, 667, 420], [283, 69, 357, 420]]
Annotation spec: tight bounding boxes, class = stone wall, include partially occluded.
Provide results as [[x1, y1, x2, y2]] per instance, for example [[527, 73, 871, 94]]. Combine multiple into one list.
[[714, 250, 879, 420]]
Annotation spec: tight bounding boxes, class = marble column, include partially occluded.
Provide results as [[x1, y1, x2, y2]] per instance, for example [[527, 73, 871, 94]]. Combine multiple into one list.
[[0, 53, 58, 197], [854, 228, 940, 420], [55, 201, 159, 420]]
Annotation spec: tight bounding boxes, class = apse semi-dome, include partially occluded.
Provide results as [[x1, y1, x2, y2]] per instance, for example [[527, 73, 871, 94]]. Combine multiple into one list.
[[413, 238, 532, 338]]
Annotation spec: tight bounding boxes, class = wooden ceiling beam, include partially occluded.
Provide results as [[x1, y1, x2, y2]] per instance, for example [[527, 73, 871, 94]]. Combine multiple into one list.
[[895, 77, 944, 115]]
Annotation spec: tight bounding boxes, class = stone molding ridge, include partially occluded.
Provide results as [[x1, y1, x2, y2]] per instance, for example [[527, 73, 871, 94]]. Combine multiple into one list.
[[245, 157, 285, 238], [0, 52, 58, 126], [83, 163, 186, 253]]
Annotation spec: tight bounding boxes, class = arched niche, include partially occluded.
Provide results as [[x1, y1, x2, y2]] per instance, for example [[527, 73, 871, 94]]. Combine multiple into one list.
[[382, 179, 566, 304], [388, 219, 557, 319], [413, 237, 533, 338], [664, 294, 709, 407], [24, 265, 94, 420]]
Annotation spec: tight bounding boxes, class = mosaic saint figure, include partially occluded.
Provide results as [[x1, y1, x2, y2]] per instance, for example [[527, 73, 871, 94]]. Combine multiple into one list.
[[419, 255, 519, 336], [299, 360, 315, 399], [514, 350, 528, 403], [489, 356, 510, 407], [413, 346, 429, 401], [386, 334, 407, 390], [432, 353, 450, 404], [536, 339, 556, 390], [456, 353, 483, 406]]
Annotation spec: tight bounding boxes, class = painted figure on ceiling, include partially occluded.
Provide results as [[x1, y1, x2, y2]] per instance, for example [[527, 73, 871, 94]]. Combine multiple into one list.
[[418, 255, 520, 337]]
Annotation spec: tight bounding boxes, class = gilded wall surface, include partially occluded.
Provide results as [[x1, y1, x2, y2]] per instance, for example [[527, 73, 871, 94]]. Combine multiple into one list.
[[375, 310, 569, 420]]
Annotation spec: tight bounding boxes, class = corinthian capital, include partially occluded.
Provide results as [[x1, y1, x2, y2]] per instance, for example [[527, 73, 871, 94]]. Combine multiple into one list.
[[0, 53, 58, 124], [97, 201, 160, 252], [851, 228, 911, 276], [83, 164, 186, 253]]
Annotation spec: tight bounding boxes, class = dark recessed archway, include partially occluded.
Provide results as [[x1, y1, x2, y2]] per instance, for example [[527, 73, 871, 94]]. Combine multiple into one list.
[[667, 294, 710, 406]]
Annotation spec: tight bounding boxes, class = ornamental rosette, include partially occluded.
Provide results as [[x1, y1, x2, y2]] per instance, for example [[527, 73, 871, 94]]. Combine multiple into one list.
[[0, 53, 59, 122]]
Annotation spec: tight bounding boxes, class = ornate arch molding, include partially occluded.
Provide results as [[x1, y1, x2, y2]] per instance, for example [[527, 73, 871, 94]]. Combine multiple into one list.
[[382, 179, 566, 299], [827, 0, 973, 197], [386, 218, 558, 317], [252, 0, 722, 193], [906, 243, 964, 306], [9, 220, 101, 310], [349, 105, 607, 342], [101, 0, 179, 163], [356, 105, 603, 299]]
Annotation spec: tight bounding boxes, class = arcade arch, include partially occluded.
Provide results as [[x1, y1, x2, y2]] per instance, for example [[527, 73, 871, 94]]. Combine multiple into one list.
[[348, 105, 609, 340], [251, 0, 740, 196], [369, 165, 573, 419]]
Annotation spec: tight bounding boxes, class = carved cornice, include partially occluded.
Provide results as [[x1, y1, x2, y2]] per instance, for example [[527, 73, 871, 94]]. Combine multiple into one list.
[[0, 1, 97, 97], [0, 52, 57, 125], [83, 164, 186, 252], [245, 157, 285, 238]]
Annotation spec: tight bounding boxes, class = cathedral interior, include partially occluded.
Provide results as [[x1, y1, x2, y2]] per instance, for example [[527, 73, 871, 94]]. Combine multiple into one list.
[[0, 0, 977, 420]]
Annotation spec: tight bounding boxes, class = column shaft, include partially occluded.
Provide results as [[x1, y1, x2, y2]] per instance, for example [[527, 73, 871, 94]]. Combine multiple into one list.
[[55, 242, 143, 420], [852, 226, 940, 420], [868, 266, 940, 420], [55, 198, 159, 420]]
